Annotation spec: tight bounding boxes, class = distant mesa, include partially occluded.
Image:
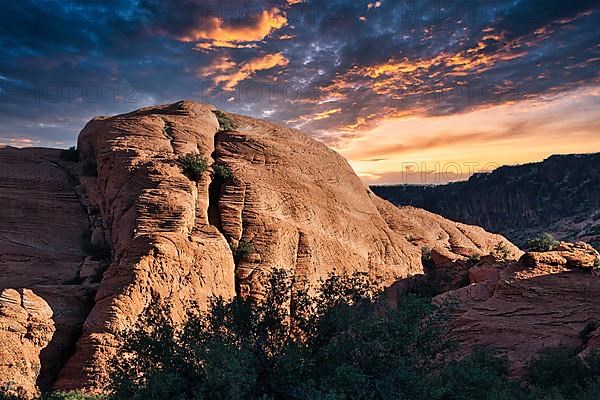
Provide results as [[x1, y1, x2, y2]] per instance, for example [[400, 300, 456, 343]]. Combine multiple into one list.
[[372, 153, 600, 249]]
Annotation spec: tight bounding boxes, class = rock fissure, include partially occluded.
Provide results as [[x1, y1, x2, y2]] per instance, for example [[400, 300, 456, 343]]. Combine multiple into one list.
[[161, 119, 176, 155], [210, 130, 248, 297], [206, 175, 225, 234]]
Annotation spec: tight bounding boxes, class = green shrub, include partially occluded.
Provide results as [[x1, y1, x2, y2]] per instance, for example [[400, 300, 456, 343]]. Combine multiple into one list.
[[594, 257, 600, 270], [81, 159, 98, 177], [108, 271, 454, 400], [421, 246, 434, 268], [162, 125, 173, 140], [213, 163, 233, 181], [527, 233, 560, 252], [468, 254, 482, 263], [577, 378, 600, 400], [60, 146, 79, 162], [98, 270, 600, 400], [525, 346, 600, 397], [0, 383, 23, 400], [435, 348, 522, 400], [493, 242, 512, 259], [0, 393, 21, 400], [213, 110, 237, 132], [177, 153, 208, 181], [231, 241, 255, 262]]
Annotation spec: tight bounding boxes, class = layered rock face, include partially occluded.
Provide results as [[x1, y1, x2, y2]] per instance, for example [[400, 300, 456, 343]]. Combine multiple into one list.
[[437, 242, 600, 372], [0, 101, 517, 394], [0, 147, 94, 397], [54, 102, 238, 390]]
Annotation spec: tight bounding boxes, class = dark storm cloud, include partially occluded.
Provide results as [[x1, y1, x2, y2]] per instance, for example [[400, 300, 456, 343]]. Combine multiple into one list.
[[0, 0, 598, 146]]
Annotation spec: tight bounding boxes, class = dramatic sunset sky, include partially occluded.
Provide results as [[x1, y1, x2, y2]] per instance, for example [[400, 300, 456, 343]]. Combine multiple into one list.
[[1, 0, 599, 183]]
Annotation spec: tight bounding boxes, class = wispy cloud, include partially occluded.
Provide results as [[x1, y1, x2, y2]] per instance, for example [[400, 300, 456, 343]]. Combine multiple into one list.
[[200, 52, 289, 90]]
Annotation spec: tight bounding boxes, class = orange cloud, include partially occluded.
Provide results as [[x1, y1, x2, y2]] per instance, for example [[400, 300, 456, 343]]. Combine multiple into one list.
[[181, 8, 287, 49], [195, 41, 257, 50], [200, 53, 289, 90], [320, 31, 529, 104], [313, 108, 342, 120], [197, 56, 236, 76]]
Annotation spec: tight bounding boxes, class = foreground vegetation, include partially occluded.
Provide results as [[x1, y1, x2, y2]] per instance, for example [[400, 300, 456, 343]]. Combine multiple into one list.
[[2, 272, 599, 400], [527, 232, 560, 252]]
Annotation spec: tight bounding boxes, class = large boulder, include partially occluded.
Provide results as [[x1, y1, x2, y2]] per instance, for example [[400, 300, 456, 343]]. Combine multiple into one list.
[[57, 101, 515, 391], [519, 241, 599, 271]]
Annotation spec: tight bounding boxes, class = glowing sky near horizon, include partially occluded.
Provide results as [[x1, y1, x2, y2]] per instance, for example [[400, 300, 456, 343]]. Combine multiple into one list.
[[1, 0, 599, 183], [342, 85, 600, 184]]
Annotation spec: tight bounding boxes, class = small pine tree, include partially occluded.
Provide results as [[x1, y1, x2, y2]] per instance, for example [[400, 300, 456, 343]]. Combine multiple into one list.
[[468, 254, 482, 263], [421, 246, 433, 268], [231, 241, 255, 261], [493, 242, 511, 259]]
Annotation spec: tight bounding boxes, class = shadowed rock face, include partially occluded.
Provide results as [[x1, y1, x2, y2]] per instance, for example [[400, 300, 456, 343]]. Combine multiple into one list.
[[0, 147, 94, 397], [0, 147, 87, 289], [436, 242, 600, 373], [0, 101, 518, 394]]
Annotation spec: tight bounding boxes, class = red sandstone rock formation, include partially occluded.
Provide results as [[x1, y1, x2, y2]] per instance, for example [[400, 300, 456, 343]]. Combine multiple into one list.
[[0, 101, 518, 393], [519, 241, 599, 271], [436, 242, 600, 373]]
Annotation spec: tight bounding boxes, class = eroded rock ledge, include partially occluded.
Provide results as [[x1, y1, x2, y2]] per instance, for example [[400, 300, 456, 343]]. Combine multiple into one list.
[[436, 241, 600, 372]]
